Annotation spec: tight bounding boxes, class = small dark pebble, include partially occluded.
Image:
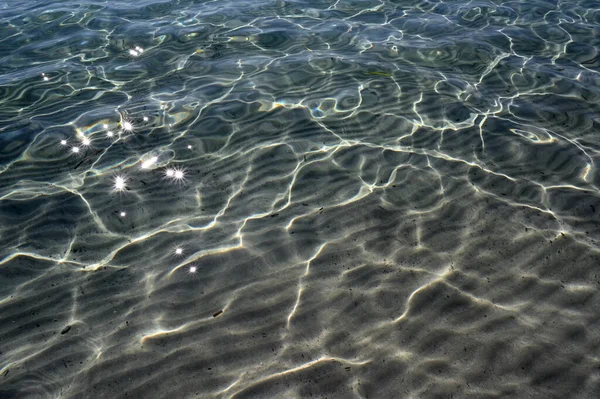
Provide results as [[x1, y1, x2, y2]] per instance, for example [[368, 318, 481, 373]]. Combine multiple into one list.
[[3, 369, 8, 377], [345, 367, 351, 370], [61, 325, 72, 334], [271, 213, 279, 217], [212, 310, 223, 318]]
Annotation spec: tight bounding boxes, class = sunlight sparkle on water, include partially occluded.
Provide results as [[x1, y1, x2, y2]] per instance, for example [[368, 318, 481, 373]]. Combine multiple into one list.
[[164, 167, 186, 182], [128, 46, 144, 58], [174, 169, 185, 181], [122, 121, 134, 132], [141, 156, 158, 169], [113, 175, 127, 192]]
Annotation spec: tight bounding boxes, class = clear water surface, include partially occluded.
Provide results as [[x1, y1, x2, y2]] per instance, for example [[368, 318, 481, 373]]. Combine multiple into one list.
[[1, 0, 600, 398]]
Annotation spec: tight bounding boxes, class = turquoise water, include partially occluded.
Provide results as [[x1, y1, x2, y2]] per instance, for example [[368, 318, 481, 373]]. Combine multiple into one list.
[[1, 1, 600, 398]]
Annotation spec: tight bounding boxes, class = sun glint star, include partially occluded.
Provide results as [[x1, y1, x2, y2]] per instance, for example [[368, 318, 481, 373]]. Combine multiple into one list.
[[122, 121, 134, 132], [164, 167, 186, 183], [113, 175, 127, 192], [174, 169, 185, 181]]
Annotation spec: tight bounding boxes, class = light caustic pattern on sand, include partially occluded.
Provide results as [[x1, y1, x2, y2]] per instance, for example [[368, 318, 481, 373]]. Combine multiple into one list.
[[1, 0, 600, 398]]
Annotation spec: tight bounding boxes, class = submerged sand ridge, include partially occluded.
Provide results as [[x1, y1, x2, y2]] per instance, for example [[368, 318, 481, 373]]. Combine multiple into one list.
[[1, 0, 600, 397]]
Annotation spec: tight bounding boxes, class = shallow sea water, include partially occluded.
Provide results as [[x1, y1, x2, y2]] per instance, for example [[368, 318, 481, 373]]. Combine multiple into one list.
[[1, 0, 600, 398]]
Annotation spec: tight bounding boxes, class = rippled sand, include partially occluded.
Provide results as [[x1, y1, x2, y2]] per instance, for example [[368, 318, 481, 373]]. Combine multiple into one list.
[[1, 0, 600, 398]]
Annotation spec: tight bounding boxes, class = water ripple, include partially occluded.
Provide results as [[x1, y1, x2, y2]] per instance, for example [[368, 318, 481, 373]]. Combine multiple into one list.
[[1, 0, 600, 398]]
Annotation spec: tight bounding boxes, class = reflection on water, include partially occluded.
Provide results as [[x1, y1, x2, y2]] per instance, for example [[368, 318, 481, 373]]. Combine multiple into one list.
[[1, 0, 600, 398]]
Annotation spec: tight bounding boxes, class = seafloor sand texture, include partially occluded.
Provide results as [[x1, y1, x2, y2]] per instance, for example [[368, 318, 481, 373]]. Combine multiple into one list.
[[1, 0, 600, 398]]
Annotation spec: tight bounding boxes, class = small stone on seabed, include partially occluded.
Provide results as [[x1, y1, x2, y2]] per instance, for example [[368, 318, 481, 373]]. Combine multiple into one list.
[[212, 310, 223, 318], [61, 325, 71, 334]]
